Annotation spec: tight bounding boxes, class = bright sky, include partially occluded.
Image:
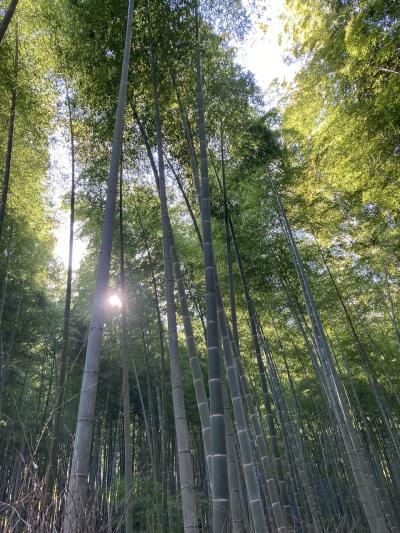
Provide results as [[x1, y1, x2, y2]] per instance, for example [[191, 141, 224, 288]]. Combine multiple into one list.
[[52, 138, 88, 272], [52, 0, 296, 271], [236, 0, 296, 103]]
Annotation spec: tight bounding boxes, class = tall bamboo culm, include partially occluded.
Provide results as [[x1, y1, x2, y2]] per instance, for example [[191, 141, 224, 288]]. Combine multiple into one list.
[[62, 2, 135, 530], [194, 3, 230, 530], [148, 14, 199, 530], [118, 165, 134, 532]]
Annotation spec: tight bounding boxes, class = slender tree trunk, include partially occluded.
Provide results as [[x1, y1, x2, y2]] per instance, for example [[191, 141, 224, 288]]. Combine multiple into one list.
[[142, 329, 159, 481], [0, 227, 12, 419], [171, 71, 202, 207], [220, 128, 239, 349], [222, 379, 246, 533], [44, 84, 76, 504], [384, 271, 400, 350], [119, 165, 134, 532], [0, 31, 18, 241], [170, 234, 211, 480], [148, 15, 198, 531], [163, 152, 203, 247], [0, 227, 12, 325], [0, 0, 18, 45], [62, 2, 135, 530], [133, 198, 169, 528], [135, 329, 156, 473], [194, 6, 230, 530]]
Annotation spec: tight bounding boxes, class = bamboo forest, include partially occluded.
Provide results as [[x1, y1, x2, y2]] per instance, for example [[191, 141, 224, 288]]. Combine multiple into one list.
[[0, 0, 400, 531]]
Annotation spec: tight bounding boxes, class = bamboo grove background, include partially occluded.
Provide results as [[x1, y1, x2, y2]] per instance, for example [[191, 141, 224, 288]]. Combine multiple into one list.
[[0, 0, 399, 531]]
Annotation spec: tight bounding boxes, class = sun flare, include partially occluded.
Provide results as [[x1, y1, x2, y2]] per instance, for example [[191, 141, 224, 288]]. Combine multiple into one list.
[[108, 294, 122, 308]]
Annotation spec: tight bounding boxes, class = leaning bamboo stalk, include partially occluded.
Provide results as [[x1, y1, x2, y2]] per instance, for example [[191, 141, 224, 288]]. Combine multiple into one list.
[[118, 165, 134, 532], [0, 30, 18, 242], [148, 17, 199, 529], [62, 2, 135, 530], [0, 0, 19, 45], [270, 177, 392, 533], [194, 4, 230, 529], [222, 377, 247, 533]]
